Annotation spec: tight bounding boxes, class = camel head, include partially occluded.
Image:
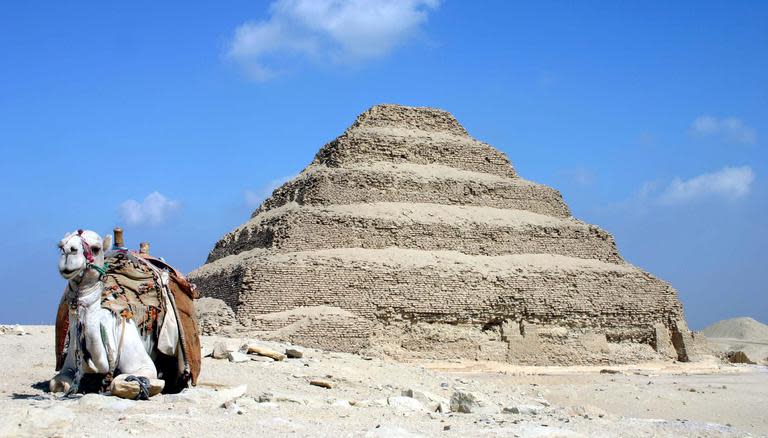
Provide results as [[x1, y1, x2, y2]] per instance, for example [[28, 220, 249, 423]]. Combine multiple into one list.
[[58, 230, 112, 281]]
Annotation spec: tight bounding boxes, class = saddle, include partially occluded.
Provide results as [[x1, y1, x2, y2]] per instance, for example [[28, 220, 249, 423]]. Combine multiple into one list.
[[55, 251, 201, 388]]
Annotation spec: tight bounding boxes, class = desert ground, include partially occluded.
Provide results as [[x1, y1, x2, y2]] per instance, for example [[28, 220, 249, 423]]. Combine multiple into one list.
[[0, 325, 766, 438]]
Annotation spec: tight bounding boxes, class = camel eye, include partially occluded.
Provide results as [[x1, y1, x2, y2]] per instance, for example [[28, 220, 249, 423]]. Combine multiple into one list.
[[91, 246, 100, 254]]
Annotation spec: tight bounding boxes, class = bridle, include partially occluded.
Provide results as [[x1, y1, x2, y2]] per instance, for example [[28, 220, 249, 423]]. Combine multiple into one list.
[[64, 230, 109, 284]]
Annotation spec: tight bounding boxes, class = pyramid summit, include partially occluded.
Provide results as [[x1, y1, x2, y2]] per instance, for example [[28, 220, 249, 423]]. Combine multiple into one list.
[[190, 104, 704, 365]]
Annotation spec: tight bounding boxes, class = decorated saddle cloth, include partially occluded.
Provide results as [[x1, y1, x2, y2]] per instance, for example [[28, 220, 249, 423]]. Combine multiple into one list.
[[55, 250, 201, 387], [101, 251, 166, 335]]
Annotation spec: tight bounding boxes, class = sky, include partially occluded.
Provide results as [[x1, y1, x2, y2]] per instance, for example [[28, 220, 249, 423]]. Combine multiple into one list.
[[0, 1, 766, 329]]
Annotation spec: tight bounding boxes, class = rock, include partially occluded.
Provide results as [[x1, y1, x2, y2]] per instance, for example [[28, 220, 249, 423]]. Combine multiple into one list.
[[401, 389, 449, 412], [244, 343, 286, 361], [503, 404, 544, 415], [223, 400, 245, 414], [387, 396, 428, 413], [110, 377, 164, 399], [599, 369, 620, 374], [251, 355, 276, 363], [11, 324, 25, 336], [449, 390, 499, 414], [726, 351, 756, 364], [212, 341, 231, 359], [201, 345, 214, 358], [310, 379, 334, 389], [330, 399, 352, 408], [286, 348, 303, 358], [228, 351, 250, 363]]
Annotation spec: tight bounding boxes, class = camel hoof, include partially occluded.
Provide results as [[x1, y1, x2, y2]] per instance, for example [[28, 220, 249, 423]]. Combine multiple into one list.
[[49, 375, 72, 394]]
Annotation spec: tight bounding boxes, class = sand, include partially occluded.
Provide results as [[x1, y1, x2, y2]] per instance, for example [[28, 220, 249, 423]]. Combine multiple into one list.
[[1, 325, 766, 437], [703, 317, 768, 365]]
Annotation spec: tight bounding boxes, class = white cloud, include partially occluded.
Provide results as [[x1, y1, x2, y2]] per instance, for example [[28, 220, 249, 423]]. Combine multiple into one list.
[[118, 192, 181, 226], [559, 167, 595, 187], [658, 166, 755, 204], [227, 0, 441, 80], [245, 175, 296, 209], [690, 116, 756, 144]]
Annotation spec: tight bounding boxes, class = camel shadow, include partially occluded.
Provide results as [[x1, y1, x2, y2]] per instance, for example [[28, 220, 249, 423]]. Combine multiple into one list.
[[9, 380, 52, 400]]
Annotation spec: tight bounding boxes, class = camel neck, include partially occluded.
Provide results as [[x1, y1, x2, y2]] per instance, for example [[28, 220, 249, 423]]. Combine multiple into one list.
[[69, 280, 103, 309]]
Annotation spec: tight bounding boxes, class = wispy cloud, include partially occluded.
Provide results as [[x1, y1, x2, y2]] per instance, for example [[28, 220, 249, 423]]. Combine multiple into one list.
[[118, 192, 181, 226], [559, 167, 596, 188], [690, 116, 756, 144], [655, 166, 755, 204], [245, 175, 296, 209], [227, 0, 441, 80]]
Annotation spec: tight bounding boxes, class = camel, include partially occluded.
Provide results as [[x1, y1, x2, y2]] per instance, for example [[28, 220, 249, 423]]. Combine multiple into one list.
[[50, 229, 176, 399]]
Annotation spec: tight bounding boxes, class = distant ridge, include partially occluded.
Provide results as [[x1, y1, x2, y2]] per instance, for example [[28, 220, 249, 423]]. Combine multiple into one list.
[[702, 317, 768, 341]]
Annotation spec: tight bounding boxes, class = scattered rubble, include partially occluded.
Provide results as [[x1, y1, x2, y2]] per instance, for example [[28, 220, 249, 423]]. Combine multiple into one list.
[[309, 379, 334, 389]]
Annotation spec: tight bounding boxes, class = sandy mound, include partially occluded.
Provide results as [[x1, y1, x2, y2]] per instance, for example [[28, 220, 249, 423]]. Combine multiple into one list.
[[702, 317, 768, 365], [702, 317, 768, 341]]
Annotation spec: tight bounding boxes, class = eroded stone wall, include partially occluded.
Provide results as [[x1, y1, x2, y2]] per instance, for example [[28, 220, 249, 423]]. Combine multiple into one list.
[[190, 104, 696, 365]]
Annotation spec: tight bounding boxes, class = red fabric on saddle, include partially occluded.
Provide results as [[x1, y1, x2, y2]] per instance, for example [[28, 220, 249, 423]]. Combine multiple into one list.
[[54, 251, 201, 386], [55, 293, 68, 371]]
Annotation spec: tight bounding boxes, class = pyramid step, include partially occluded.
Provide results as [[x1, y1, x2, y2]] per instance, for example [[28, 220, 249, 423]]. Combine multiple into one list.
[[314, 127, 517, 178], [208, 202, 621, 263], [190, 248, 683, 332], [255, 163, 570, 218]]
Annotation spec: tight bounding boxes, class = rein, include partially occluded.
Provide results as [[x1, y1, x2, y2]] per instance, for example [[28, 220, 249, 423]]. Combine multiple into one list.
[[76, 230, 109, 278]]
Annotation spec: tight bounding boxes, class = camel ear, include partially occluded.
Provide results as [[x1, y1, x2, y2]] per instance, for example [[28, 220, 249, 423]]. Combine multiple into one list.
[[102, 235, 112, 251]]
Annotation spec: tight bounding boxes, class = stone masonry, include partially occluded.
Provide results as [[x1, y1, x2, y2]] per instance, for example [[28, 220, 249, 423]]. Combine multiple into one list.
[[190, 104, 702, 364]]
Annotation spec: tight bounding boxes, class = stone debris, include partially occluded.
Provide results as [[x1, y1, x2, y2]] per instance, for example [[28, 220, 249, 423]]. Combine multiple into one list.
[[309, 379, 334, 389], [726, 351, 756, 364], [401, 388, 449, 413], [387, 396, 428, 413], [286, 348, 304, 358], [211, 341, 232, 359], [504, 404, 545, 415], [0, 324, 26, 336], [228, 351, 250, 363], [449, 390, 499, 414], [189, 103, 700, 366], [244, 343, 286, 361]]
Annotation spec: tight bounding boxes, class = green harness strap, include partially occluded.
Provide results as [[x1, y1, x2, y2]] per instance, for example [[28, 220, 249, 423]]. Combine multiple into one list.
[[87, 262, 109, 277]]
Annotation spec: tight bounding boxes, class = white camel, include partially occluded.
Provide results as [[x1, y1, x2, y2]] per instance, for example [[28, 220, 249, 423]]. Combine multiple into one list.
[[50, 229, 163, 398]]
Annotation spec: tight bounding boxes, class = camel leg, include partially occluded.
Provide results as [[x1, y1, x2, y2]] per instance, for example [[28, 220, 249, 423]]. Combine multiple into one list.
[[49, 318, 77, 394], [109, 320, 163, 399]]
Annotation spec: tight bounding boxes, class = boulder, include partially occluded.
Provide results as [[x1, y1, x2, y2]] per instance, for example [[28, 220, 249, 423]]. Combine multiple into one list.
[[726, 351, 756, 364], [244, 343, 286, 361], [228, 351, 250, 363], [212, 341, 231, 359], [387, 396, 428, 413], [401, 389, 449, 412], [286, 348, 304, 358], [449, 390, 499, 414], [309, 379, 334, 389]]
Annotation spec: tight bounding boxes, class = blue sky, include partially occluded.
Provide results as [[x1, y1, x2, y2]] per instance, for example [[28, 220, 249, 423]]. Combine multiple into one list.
[[1, 1, 765, 328]]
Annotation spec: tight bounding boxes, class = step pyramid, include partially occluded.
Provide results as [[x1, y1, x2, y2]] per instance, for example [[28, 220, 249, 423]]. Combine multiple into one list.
[[190, 104, 704, 365]]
